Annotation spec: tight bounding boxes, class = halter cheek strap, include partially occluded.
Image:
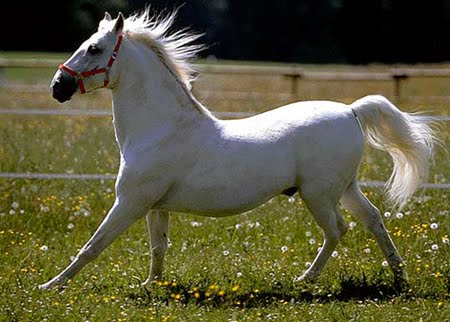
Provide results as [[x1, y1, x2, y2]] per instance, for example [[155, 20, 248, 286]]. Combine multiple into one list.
[[59, 33, 123, 94]]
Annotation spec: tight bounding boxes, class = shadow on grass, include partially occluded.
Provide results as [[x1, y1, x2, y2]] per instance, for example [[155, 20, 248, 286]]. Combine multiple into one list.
[[126, 273, 405, 308]]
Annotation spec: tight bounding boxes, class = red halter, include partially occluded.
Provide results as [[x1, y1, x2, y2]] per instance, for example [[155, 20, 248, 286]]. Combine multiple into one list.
[[59, 33, 124, 94]]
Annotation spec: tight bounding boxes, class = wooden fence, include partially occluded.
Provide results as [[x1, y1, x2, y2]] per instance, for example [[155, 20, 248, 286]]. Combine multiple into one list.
[[2, 58, 450, 101]]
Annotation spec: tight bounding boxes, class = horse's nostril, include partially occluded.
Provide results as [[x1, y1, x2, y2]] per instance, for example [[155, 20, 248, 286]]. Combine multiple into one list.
[[53, 81, 61, 90], [51, 80, 63, 96]]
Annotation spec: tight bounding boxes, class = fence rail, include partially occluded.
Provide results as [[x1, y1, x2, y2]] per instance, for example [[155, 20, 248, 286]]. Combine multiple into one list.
[[3, 59, 450, 99], [3, 58, 450, 78], [0, 172, 448, 189], [1, 108, 450, 121]]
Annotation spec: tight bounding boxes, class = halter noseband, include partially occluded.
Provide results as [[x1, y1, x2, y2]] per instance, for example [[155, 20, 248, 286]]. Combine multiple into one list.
[[59, 33, 124, 94]]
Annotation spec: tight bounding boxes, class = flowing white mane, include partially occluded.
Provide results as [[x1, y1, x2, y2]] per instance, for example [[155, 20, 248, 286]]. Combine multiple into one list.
[[104, 9, 203, 89]]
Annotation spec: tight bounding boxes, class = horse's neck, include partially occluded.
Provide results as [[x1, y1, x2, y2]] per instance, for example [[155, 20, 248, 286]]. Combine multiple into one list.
[[111, 45, 213, 153]]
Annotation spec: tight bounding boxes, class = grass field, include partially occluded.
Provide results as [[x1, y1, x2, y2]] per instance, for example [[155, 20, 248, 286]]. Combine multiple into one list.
[[0, 53, 449, 321]]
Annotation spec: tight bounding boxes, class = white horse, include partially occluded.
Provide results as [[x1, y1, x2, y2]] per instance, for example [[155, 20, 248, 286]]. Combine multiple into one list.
[[40, 10, 437, 290]]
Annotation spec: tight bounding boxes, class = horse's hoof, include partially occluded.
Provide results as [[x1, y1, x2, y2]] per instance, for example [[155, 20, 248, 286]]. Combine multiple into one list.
[[141, 275, 158, 287], [38, 277, 66, 290], [141, 278, 151, 287], [38, 282, 55, 290], [294, 273, 317, 283], [394, 276, 409, 292], [293, 276, 305, 283]]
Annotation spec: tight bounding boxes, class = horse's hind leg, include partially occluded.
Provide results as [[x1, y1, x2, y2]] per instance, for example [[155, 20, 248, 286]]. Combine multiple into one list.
[[142, 210, 170, 285], [299, 197, 348, 282], [340, 180, 408, 287]]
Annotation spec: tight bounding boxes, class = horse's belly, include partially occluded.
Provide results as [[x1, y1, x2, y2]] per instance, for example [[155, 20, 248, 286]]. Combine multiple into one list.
[[156, 187, 274, 216], [156, 161, 294, 216]]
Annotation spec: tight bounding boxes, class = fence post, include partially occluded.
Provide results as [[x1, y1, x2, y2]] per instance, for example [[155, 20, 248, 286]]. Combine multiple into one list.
[[392, 72, 408, 101], [286, 73, 302, 98]]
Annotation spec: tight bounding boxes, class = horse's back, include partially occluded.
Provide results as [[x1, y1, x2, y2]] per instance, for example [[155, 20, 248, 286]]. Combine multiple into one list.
[[221, 100, 353, 138], [222, 100, 361, 148]]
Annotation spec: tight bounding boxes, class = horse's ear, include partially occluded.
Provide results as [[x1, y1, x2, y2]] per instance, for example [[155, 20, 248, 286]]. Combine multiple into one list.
[[114, 12, 124, 34], [104, 12, 112, 21]]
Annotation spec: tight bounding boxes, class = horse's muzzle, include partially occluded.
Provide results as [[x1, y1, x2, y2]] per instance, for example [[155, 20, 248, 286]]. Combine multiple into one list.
[[51, 70, 77, 103]]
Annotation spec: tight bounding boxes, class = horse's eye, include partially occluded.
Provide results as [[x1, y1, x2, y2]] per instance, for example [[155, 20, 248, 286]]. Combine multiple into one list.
[[87, 44, 101, 55]]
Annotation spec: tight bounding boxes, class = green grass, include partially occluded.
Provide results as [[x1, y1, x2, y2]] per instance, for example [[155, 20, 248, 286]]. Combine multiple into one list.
[[1, 181, 449, 321], [0, 53, 449, 321]]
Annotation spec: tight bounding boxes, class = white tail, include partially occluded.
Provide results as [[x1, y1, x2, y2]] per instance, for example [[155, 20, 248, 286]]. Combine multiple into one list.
[[351, 95, 437, 209]]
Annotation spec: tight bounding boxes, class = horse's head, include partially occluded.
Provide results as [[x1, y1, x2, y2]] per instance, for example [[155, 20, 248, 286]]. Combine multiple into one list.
[[51, 12, 125, 102]]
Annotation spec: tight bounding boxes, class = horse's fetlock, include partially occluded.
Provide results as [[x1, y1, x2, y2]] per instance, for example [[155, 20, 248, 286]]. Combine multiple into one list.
[[79, 245, 100, 261]]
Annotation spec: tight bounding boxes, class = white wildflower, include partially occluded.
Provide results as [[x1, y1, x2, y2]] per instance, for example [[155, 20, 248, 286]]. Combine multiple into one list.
[[281, 246, 288, 253], [431, 244, 439, 251], [331, 251, 339, 258], [430, 223, 438, 230], [181, 241, 187, 252], [190, 221, 202, 227], [40, 205, 50, 213], [40, 245, 48, 251]]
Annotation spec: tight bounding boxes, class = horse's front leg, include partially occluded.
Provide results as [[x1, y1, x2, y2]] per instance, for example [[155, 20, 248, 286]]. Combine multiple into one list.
[[142, 210, 170, 285], [39, 196, 150, 290]]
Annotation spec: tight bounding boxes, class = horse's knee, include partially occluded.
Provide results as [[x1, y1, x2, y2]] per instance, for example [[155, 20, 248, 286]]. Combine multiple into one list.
[[323, 227, 343, 246], [324, 213, 348, 243]]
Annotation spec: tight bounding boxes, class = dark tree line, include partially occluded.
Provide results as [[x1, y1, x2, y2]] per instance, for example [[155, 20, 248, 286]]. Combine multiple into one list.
[[2, 0, 450, 63]]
